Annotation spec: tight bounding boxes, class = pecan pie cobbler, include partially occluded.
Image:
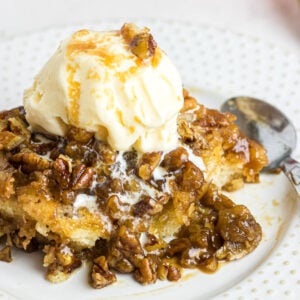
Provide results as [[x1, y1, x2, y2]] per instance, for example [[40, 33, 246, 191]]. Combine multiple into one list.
[[0, 23, 267, 288]]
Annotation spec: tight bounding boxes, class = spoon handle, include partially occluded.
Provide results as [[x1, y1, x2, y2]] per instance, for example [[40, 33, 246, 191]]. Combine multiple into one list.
[[281, 156, 300, 195]]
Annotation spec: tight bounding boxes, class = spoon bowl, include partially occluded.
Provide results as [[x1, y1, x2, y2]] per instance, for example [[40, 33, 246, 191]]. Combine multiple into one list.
[[221, 96, 300, 194], [221, 97, 297, 170]]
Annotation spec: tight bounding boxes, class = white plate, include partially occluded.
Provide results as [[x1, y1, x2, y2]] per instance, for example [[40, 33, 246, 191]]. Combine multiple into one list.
[[0, 19, 300, 300]]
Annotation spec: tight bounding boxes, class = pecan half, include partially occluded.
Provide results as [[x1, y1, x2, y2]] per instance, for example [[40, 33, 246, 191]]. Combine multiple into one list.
[[9, 150, 51, 172], [53, 156, 72, 189], [121, 23, 157, 60], [90, 256, 117, 289], [71, 164, 95, 190]]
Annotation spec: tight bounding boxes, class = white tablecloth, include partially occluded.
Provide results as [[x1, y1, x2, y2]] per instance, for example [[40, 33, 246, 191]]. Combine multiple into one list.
[[1, 0, 300, 53]]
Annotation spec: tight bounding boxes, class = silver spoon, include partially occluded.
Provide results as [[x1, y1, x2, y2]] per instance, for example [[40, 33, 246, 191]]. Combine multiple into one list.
[[221, 96, 300, 194]]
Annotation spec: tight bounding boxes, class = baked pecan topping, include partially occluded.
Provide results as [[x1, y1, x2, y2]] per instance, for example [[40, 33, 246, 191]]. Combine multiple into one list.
[[0, 92, 266, 288]]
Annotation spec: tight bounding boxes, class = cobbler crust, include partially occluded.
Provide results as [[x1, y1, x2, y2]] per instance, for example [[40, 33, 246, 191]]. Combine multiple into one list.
[[0, 90, 267, 287]]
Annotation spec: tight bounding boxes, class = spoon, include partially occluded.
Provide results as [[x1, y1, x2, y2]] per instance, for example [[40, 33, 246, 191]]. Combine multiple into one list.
[[221, 96, 300, 194]]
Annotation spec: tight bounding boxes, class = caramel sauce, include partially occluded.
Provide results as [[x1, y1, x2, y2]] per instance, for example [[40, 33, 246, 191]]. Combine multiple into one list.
[[104, 88, 114, 110], [134, 116, 142, 125], [129, 126, 135, 134], [64, 29, 162, 126], [72, 29, 90, 38], [67, 31, 130, 68], [151, 48, 162, 68], [232, 137, 250, 162], [66, 41, 97, 58], [66, 64, 80, 125], [117, 64, 139, 83], [67, 31, 143, 86], [86, 69, 101, 81], [116, 109, 125, 127]]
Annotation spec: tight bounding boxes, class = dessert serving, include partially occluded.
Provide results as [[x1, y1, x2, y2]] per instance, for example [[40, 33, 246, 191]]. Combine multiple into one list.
[[0, 23, 267, 289]]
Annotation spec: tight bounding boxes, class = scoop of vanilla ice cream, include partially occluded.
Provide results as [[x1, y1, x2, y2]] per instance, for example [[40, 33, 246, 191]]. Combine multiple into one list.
[[24, 25, 183, 152]]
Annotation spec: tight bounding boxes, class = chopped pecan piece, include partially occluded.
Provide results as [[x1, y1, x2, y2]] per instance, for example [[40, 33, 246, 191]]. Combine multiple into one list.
[[66, 126, 94, 144], [0, 171, 15, 198], [9, 150, 51, 172], [110, 178, 124, 193], [8, 116, 31, 141], [177, 120, 195, 142], [0, 106, 25, 121], [123, 151, 138, 175], [217, 205, 262, 244], [179, 161, 204, 191], [143, 233, 167, 253], [107, 195, 130, 220], [97, 142, 116, 165], [199, 256, 218, 273], [107, 226, 144, 273], [90, 256, 117, 289], [166, 238, 191, 257], [181, 94, 198, 112], [137, 152, 162, 181], [121, 23, 157, 60], [0, 131, 25, 151], [43, 245, 82, 283], [60, 189, 76, 205], [0, 245, 12, 262], [134, 256, 157, 284], [133, 195, 163, 217], [157, 259, 181, 281], [10, 229, 40, 252], [161, 147, 189, 171], [200, 186, 234, 211]]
